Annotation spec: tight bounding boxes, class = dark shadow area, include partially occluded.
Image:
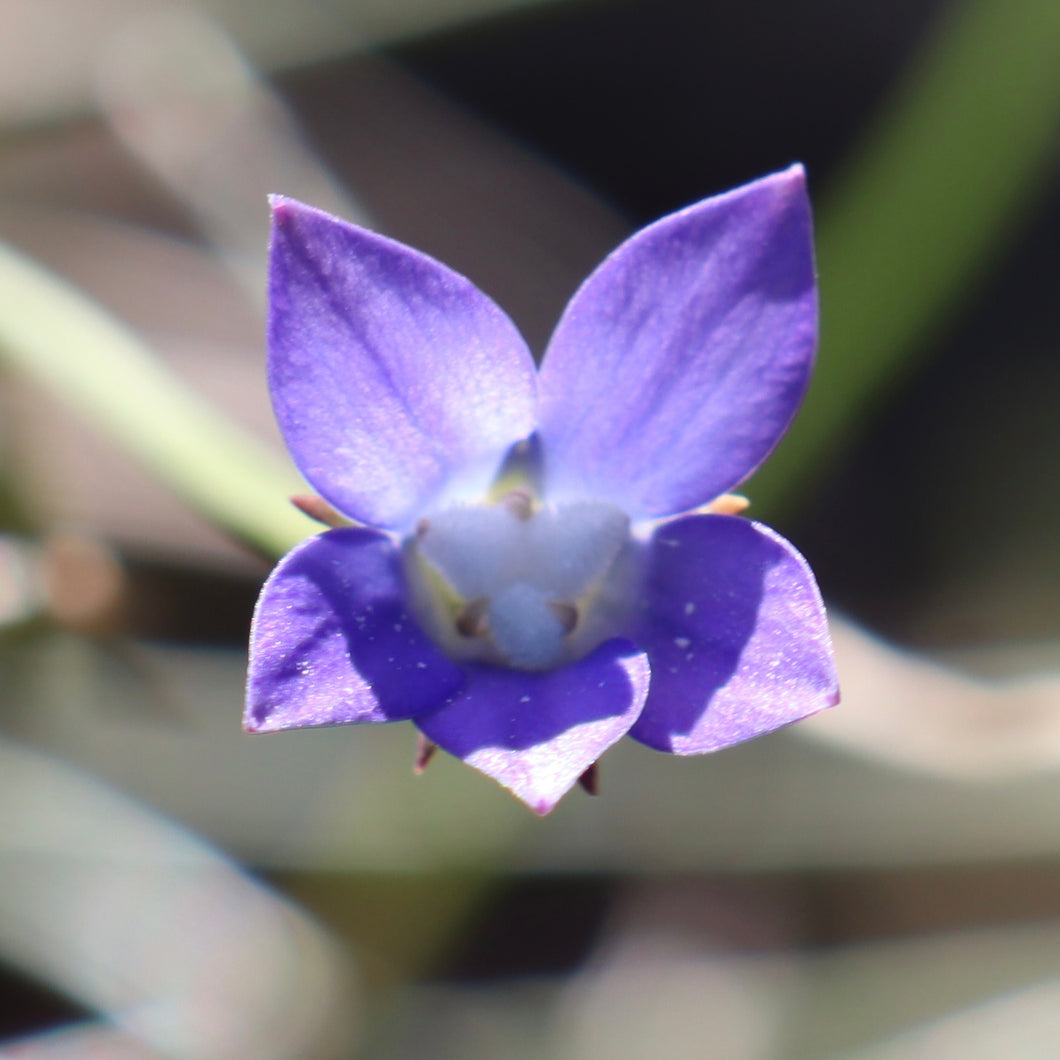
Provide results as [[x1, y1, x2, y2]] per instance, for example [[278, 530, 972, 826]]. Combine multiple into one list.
[[629, 515, 770, 749], [418, 636, 644, 754], [122, 554, 262, 646], [0, 963, 92, 1043], [791, 174, 1060, 648], [439, 876, 617, 980], [246, 528, 464, 730], [393, 0, 942, 221]]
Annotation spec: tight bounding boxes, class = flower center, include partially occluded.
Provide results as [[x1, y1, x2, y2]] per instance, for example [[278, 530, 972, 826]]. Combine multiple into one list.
[[405, 490, 632, 670]]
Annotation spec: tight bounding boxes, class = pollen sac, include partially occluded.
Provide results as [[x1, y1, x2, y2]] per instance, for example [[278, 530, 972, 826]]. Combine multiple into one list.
[[406, 496, 634, 670], [454, 596, 489, 637], [548, 600, 579, 633]]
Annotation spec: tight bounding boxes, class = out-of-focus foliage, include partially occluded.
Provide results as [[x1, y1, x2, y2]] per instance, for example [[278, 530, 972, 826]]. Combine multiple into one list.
[[0, 240, 312, 557], [752, 0, 1060, 512]]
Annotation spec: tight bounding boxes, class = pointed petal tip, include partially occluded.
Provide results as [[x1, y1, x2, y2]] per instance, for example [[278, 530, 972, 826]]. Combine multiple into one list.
[[461, 747, 581, 816], [268, 193, 296, 219], [242, 701, 301, 735], [242, 709, 277, 735], [268, 194, 338, 230], [503, 775, 565, 815], [242, 692, 270, 733], [418, 642, 649, 819], [746, 163, 810, 212]]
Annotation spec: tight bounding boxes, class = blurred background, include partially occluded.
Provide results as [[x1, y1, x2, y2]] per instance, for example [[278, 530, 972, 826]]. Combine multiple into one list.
[[1, 0, 1060, 1056]]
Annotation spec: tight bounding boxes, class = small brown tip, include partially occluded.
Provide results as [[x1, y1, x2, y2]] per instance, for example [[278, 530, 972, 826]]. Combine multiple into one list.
[[705, 493, 750, 516], [548, 600, 579, 635], [500, 488, 534, 521], [455, 597, 490, 638], [577, 762, 599, 796], [42, 533, 126, 636], [414, 734, 437, 774], [290, 494, 349, 528]]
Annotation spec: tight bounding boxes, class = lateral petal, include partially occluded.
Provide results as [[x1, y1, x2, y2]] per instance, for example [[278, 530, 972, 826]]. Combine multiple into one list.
[[245, 529, 464, 733], [269, 197, 538, 530], [629, 515, 838, 754], [538, 166, 816, 518]]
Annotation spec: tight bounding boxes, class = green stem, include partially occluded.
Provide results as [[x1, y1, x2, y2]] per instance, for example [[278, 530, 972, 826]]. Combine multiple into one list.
[[0, 239, 312, 557], [752, 0, 1060, 513]]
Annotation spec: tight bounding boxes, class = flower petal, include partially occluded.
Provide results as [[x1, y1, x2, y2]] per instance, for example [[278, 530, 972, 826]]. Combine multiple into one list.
[[245, 528, 464, 733], [629, 515, 837, 754], [415, 640, 650, 814], [537, 165, 817, 518], [268, 197, 538, 530]]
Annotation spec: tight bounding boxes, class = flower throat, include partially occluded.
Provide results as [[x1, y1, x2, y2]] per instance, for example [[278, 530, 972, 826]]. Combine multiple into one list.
[[405, 442, 634, 670]]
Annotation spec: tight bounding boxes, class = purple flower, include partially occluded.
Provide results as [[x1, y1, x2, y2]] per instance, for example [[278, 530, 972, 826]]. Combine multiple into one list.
[[245, 165, 838, 814]]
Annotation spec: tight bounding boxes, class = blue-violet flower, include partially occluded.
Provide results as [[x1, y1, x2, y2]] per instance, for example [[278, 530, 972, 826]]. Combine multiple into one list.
[[245, 165, 839, 814]]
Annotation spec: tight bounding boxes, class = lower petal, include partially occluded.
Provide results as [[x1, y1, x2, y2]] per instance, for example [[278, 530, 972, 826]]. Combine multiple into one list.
[[416, 640, 650, 814], [630, 515, 838, 754], [245, 528, 465, 733]]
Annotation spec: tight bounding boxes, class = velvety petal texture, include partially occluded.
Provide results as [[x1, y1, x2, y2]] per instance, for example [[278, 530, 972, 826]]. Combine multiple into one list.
[[268, 197, 538, 530], [537, 165, 817, 518], [249, 169, 838, 814], [246, 528, 464, 733], [415, 641, 650, 814], [629, 515, 838, 754]]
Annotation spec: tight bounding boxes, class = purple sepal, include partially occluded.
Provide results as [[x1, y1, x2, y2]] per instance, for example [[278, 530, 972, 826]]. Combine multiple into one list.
[[415, 640, 650, 814], [537, 165, 816, 518], [245, 528, 465, 733], [630, 515, 838, 754], [268, 197, 538, 530]]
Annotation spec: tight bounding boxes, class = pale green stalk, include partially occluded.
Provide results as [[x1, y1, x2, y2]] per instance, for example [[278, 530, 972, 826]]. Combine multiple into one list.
[[0, 239, 312, 557]]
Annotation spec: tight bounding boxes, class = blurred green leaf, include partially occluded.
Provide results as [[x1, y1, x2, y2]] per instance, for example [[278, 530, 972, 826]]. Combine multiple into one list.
[[0, 239, 312, 557], [752, 0, 1060, 512]]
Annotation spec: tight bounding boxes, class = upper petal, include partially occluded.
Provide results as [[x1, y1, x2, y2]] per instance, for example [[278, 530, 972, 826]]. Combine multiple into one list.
[[245, 528, 465, 733], [537, 165, 817, 518], [629, 514, 838, 754], [415, 639, 650, 814], [268, 197, 538, 530]]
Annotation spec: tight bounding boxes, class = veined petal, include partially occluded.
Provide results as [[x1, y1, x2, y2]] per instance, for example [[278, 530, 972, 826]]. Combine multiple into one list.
[[245, 528, 464, 733], [268, 197, 538, 530], [416, 640, 650, 814], [630, 515, 837, 754], [537, 165, 816, 518]]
